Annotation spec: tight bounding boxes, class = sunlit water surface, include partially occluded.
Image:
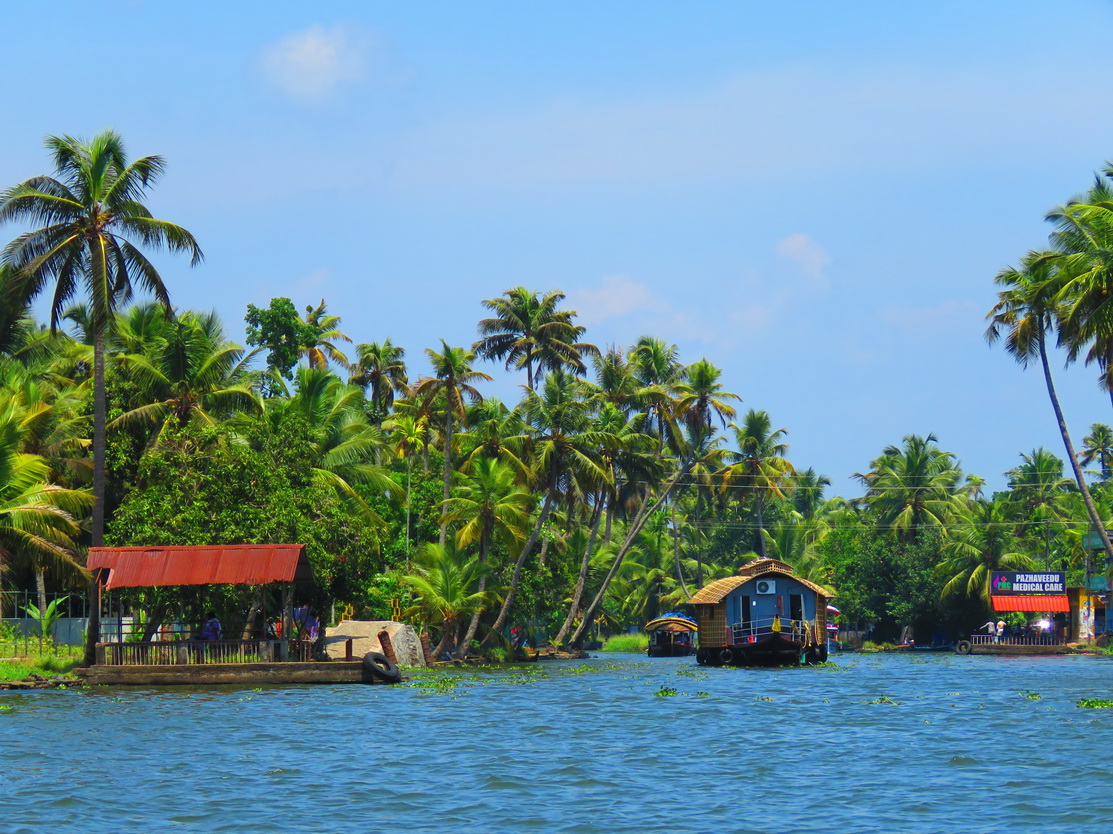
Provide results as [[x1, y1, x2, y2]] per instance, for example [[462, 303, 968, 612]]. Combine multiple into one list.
[[2, 652, 1112, 833]]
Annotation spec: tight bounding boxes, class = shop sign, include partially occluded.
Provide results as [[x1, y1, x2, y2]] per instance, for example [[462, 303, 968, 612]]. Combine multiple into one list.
[[991, 571, 1065, 595]]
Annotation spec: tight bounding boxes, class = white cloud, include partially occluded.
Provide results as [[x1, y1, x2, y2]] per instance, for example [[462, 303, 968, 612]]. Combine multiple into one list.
[[568, 274, 664, 326], [258, 25, 373, 104], [776, 233, 831, 288]]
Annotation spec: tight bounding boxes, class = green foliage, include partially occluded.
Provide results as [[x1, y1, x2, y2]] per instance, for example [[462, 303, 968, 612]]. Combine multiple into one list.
[[245, 298, 315, 381], [820, 526, 962, 641], [107, 415, 382, 611], [22, 595, 69, 639], [601, 633, 648, 652], [1077, 698, 1113, 708]]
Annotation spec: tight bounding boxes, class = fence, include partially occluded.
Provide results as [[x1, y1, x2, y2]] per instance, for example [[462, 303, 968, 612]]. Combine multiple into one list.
[[729, 615, 821, 647], [96, 639, 315, 666], [971, 634, 1068, 647]]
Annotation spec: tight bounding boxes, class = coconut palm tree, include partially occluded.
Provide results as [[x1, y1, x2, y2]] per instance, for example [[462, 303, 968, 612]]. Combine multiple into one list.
[[721, 410, 796, 557], [935, 499, 1032, 605], [0, 392, 92, 617], [1005, 448, 1071, 526], [266, 367, 397, 526], [412, 341, 491, 544], [986, 251, 1113, 570], [440, 457, 535, 656], [349, 339, 409, 421], [474, 287, 597, 390], [1081, 423, 1113, 481], [672, 358, 740, 440], [111, 311, 262, 437], [855, 433, 965, 539], [300, 300, 351, 371], [401, 542, 492, 658], [0, 131, 202, 552]]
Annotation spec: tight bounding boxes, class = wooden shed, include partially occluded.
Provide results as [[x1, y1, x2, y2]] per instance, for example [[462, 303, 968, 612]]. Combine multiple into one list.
[[689, 558, 831, 667]]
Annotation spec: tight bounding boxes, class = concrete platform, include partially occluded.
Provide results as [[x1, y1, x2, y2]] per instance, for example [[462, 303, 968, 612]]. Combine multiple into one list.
[[74, 661, 395, 686]]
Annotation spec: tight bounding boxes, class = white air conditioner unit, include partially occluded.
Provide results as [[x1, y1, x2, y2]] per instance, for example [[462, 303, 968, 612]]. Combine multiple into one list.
[[755, 579, 777, 594]]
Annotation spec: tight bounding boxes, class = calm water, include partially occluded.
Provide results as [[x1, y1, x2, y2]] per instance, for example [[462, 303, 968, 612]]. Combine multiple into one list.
[[2, 652, 1113, 833]]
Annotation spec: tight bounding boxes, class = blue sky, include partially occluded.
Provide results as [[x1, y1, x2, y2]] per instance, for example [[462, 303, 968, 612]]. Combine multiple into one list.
[[4, 1, 1113, 497]]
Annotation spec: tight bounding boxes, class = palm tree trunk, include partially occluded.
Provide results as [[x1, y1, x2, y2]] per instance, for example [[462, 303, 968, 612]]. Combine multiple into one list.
[[554, 499, 604, 647], [570, 462, 692, 648], [455, 527, 491, 658], [479, 490, 556, 648], [84, 330, 107, 666], [1039, 331, 1113, 573], [439, 408, 453, 546], [672, 501, 689, 598]]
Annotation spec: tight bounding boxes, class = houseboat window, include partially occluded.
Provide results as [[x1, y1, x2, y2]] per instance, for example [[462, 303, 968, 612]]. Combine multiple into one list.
[[789, 593, 804, 621]]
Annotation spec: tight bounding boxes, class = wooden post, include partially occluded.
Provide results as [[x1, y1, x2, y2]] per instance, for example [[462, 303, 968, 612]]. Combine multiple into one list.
[[280, 584, 293, 662]]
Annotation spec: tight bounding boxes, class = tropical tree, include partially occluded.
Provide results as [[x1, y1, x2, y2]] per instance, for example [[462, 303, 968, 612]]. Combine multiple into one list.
[[402, 542, 492, 658], [721, 410, 795, 557], [350, 339, 409, 421], [244, 297, 315, 383], [474, 287, 597, 390], [1081, 423, 1113, 481], [0, 131, 201, 664], [986, 252, 1113, 570], [855, 433, 965, 538], [439, 457, 534, 655], [0, 392, 92, 618], [935, 499, 1033, 605], [111, 311, 261, 437], [672, 358, 740, 441], [0, 131, 202, 550], [412, 341, 491, 544], [265, 367, 397, 526], [300, 299, 351, 371]]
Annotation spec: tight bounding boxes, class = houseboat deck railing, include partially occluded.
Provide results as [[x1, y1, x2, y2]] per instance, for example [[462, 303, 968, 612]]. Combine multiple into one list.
[[730, 616, 820, 646], [970, 634, 1068, 647], [96, 639, 315, 666]]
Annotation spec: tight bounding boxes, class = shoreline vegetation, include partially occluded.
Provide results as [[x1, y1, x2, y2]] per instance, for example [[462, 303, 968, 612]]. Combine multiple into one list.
[[3, 133, 1113, 663]]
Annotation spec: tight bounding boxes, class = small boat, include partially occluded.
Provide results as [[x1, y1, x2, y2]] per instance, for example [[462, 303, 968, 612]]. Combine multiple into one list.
[[645, 613, 698, 657]]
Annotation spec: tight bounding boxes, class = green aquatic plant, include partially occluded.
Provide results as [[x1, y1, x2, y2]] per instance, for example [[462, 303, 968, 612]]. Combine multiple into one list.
[[696, 691, 710, 698], [1077, 698, 1113, 708], [867, 695, 900, 705], [0, 704, 13, 712], [755, 695, 774, 702], [1021, 691, 1041, 700], [654, 685, 680, 697]]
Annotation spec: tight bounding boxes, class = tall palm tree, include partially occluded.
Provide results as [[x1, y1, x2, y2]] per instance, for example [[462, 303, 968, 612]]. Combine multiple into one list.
[[301, 299, 351, 371], [1005, 448, 1071, 527], [111, 311, 262, 437], [0, 131, 202, 551], [412, 341, 491, 544], [1081, 423, 1113, 481], [986, 252, 1113, 569], [474, 287, 598, 390], [349, 339, 409, 421], [672, 358, 740, 441], [482, 368, 606, 646], [855, 433, 965, 538], [935, 499, 1032, 605], [721, 410, 795, 557], [0, 131, 201, 664], [440, 457, 534, 655]]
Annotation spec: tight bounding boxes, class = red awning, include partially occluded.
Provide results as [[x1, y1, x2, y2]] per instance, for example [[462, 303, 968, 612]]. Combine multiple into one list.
[[991, 595, 1070, 613], [87, 545, 310, 589]]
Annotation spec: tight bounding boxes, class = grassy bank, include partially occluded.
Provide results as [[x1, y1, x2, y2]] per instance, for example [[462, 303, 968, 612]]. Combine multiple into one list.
[[600, 633, 648, 653], [0, 655, 81, 682]]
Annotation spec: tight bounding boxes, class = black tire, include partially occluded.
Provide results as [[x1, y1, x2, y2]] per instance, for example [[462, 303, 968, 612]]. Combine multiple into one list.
[[955, 640, 973, 656], [363, 651, 402, 683], [719, 648, 735, 666]]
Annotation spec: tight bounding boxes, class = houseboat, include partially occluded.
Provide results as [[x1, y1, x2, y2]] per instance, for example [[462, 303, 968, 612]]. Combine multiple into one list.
[[645, 612, 698, 657], [689, 558, 831, 667]]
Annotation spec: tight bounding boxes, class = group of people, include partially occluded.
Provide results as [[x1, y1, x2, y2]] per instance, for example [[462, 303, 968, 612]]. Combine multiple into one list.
[[982, 616, 1064, 644], [195, 607, 320, 642]]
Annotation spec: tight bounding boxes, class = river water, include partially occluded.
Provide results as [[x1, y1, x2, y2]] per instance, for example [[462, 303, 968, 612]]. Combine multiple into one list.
[[2, 652, 1112, 833]]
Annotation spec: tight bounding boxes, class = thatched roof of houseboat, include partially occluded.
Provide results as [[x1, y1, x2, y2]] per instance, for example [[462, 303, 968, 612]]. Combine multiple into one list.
[[689, 558, 829, 604]]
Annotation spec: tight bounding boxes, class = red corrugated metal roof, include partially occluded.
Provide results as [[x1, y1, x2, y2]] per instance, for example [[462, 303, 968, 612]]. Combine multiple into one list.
[[991, 595, 1070, 613], [87, 545, 310, 589]]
